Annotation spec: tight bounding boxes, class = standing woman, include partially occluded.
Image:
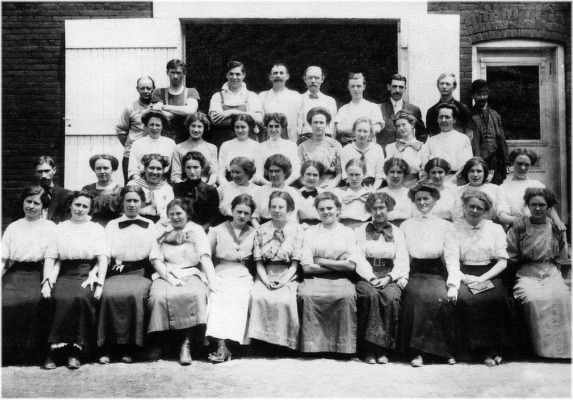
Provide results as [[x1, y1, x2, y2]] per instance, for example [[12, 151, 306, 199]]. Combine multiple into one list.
[[384, 111, 423, 188], [399, 181, 461, 367], [355, 192, 409, 364], [82, 154, 123, 227], [378, 158, 414, 227], [171, 112, 218, 185], [298, 192, 359, 354], [506, 188, 570, 359], [96, 186, 155, 364], [454, 189, 515, 366], [42, 190, 108, 369], [173, 151, 220, 232], [206, 194, 257, 362], [333, 159, 372, 229], [217, 157, 261, 219], [127, 154, 174, 224], [218, 114, 261, 185], [298, 107, 342, 189], [297, 160, 325, 228], [423, 157, 456, 221], [2, 186, 56, 363], [147, 198, 219, 365], [248, 191, 304, 350]]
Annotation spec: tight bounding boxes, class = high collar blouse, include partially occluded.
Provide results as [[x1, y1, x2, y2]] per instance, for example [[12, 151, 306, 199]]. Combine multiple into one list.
[[105, 214, 156, 262], [453, 218, 508, 264]]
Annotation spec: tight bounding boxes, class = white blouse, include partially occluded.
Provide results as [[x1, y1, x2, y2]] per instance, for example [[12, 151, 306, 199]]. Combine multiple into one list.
[[218, 138, 260, 178], [256, 139, 301, 182], [217, 181, 261, 218], [1, 218, 57, 262], [297, 187, 323, 221], [453, 183, 510, 222], [500, 178, 545, 218], [208, 222, 256, 263], [378, 186, 414, 221], [253, 184, 301, 222], [105, 215, 156, 262], [453, 219, 508, 264], [300, 222, 359, 271], [332, 186, 373, 222], [46, 220, 108, 260], [400, 214, 461, 289]]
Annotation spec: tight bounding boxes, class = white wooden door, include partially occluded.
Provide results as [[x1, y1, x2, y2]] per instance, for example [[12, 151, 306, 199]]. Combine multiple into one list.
[[64, 18, 182, 190]]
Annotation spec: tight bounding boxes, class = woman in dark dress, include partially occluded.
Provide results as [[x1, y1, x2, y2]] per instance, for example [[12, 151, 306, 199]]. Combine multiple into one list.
[[173, 151, 221, 232]]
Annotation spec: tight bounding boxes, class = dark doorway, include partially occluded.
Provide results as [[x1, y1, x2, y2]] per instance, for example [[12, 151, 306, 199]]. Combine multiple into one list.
[[184, 20, 399, 113]]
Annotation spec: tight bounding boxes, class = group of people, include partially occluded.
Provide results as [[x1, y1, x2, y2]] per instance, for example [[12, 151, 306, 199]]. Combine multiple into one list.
[[2, 59, 570, 371]]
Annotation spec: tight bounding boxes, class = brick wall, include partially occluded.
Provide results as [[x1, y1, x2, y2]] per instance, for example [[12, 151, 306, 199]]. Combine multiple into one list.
[[1, 2, 152, 229]]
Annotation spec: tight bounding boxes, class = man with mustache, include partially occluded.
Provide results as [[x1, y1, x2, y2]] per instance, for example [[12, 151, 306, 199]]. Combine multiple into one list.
[[469, 79, 509, 185], [151, 59, 200, 144], [12, 156, 72, 224], [378, 74, 425, 146], [258, 63, 302, 142], [297, 66, 338, 144], [115, 76, 155, 184]]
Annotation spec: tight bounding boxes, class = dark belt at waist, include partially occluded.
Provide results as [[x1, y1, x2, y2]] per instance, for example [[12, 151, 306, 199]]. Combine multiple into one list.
[[60, 259, 96, 276], [8, 260, 43, 272], [410, 257, 447, 277], [366, 257, 394, 278], [460, 261, 495, 277], [109, 258, 151, 275]]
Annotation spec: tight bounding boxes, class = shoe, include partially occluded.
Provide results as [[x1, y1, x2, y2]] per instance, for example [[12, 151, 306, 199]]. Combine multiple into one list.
[[376, 353, 389, 364], [411, 355, 423, 367], [447, 357, 456, 365], [210, 347, 232, 364], [121, 355, 133, 364], [494, 355, 502, 365], [484, 355, 496, 367], [147, 346, 162, 362], [44, 352, 57, 370], [68, 355, 80, 369], [98, 354, 111, 365], [179, 337, 192, 365]]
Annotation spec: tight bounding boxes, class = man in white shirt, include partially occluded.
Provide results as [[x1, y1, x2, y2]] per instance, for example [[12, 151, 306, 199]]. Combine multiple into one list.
[[258, 63, 302, 142], [297, 66, 338, 143], [420, 103, 473, 180], [334, 72, 384, 145]]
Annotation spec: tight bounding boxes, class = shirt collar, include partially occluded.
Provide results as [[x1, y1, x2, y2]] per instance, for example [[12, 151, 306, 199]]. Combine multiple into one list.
[[390, 98, 403, 108], [222, 82, 248, 93]]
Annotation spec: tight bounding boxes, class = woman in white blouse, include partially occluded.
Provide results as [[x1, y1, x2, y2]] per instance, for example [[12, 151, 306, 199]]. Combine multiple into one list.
[[399, 181, 460, 367], [454, 189, 514, 367], [42, 190, 109, 370], [378, 157, 415, 227], [297, 160, 325, 228], [217, 157, 261, 219], [355, 192, 409, 364], [333, 159, 373, 229], [96, 186, 155, 365], [423, 158, 456, 221], [298, 192, 358, 354], [384, 111, 423, 188], [2, 186, 56, 364]]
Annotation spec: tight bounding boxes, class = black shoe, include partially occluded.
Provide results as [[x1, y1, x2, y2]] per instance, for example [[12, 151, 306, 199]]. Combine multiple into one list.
[[44, 352, 57, 370]]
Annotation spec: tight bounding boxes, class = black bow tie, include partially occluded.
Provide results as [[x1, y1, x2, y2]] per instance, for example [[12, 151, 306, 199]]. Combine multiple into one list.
[[118, 219, 150, 229], [301, 189, 318, 199]]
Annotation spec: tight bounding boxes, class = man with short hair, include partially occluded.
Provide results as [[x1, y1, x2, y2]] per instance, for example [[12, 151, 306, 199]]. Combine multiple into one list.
[[334, 72, 384, 145], [12, 156, 72, 224], [469, 79, 509, 185], [425, 73, 472, 138], [209, 60, 264, 148], [258, 63, 302, 142], [379, 74, 425, 146], [115, 76, 155, 184], [151, 59, 200, 144], [297, 66, 338, 143]]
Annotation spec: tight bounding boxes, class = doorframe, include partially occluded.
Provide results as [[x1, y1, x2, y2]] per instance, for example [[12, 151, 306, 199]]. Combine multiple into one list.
[[472, 40, 568, 221]]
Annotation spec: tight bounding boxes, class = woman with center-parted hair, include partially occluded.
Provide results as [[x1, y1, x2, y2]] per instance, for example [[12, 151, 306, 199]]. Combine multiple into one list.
[[217, 157, 261, 219], [297, 160, 326, 228], [298, 191, 359, 354], [81, 154, 123, 227], [378, 157, 415, 227], [96, 185, 155, 365], [423, 157, 457, 221], [2, 186, 56, 364]]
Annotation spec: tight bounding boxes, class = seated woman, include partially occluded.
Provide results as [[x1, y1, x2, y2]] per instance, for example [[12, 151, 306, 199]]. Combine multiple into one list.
[[384, 111, 423, 188], [341, 117, 385, 190], [2, 186, 56, 364], [257, 113, 301, 186], [147, 198, 218, 365], [297, 160, 326, 228], [171, 112, 218, 185], [218, 157, 261, 220], [128, 110, 176, 181], [42, 190, 108, 370], [399, 181, 461, 367], [453, 157, 512, 224], [333, 159, 373, 229], [218, 114, 261, 185], [173, 151, 220, 232], [252, 154, 301, 227], [378, 158, 414, 227], [500, 148, 566, 231], [454, 189, 515, 367], [127, 154, 174, 224], [506, 188, 571, 359], [96, 186, 155, 364], [298, 192, 358, 354], [355, 192, 409, 364], [298, 107, 342, 189], [248, 191, 304, 350], [82, 154, 122, 227], [423, 158, 456, 221], [206, 194, 257, 363]]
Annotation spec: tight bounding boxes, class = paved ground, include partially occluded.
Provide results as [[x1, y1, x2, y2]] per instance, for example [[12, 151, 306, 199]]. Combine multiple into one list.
[[2, 354, 570, 398]]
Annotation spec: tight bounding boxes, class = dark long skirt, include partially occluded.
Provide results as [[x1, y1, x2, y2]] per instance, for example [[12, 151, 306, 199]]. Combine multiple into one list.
[[48, 260, 97, 349], [97, 261, 152, 347], [297, 274, 357, 354], [399, 258, 456, 358], [356, 259, 401, 350], [456, 264, 515, 353], [2, 261, 45, 350]]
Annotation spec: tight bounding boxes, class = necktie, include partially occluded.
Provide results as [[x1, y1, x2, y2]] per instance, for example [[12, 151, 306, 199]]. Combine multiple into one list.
[[273, 229, 285, 243], [43, 187, 53, 208], [118, 219, 150, 229], [365, 222, 394, 242], [301, 189, 318, 199]]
